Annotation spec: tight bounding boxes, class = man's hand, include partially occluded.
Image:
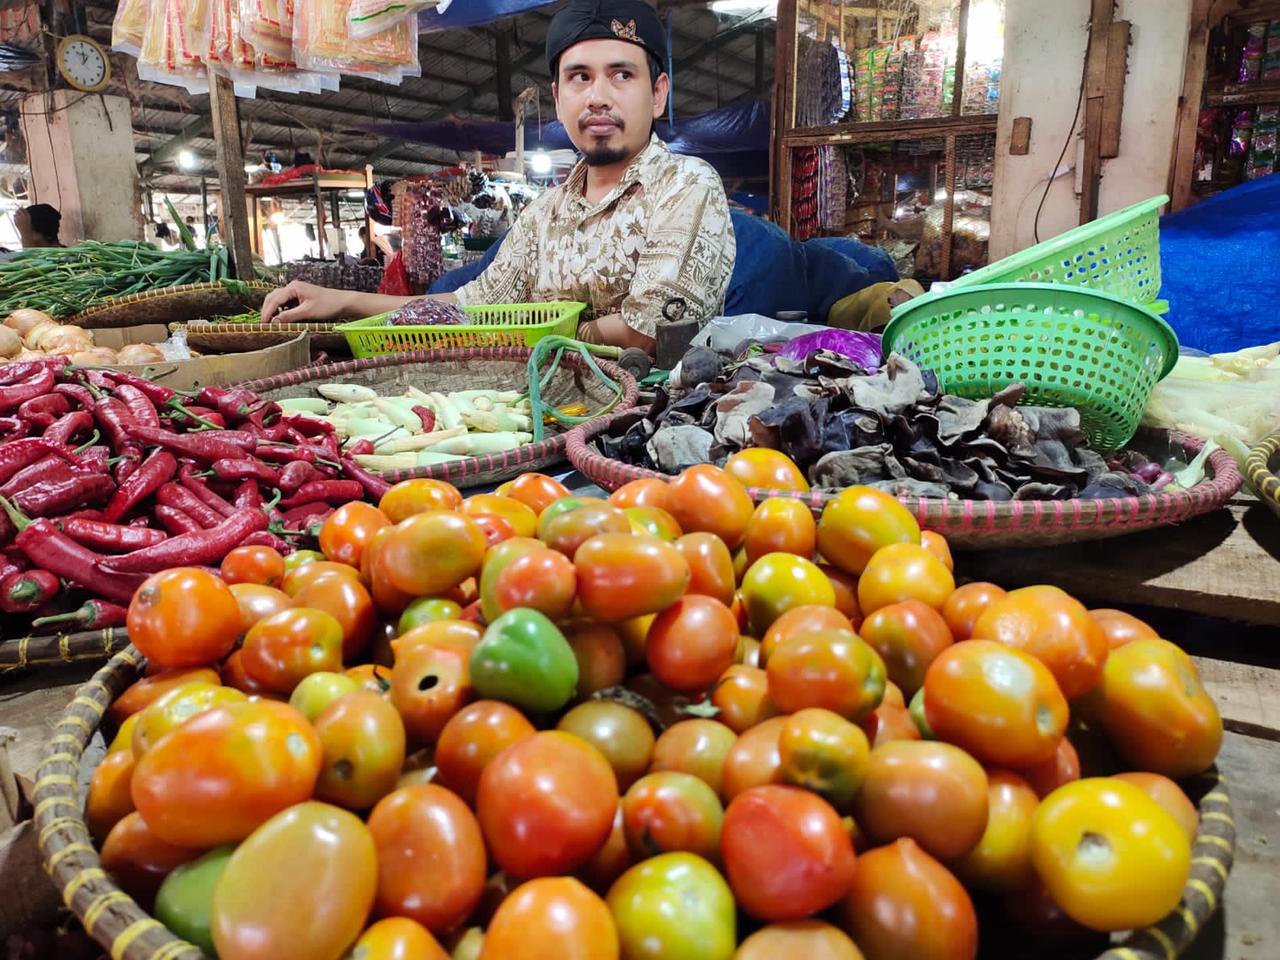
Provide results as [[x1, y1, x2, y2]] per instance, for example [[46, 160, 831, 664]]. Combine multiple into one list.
[[577, 313, 656, 355], [261, 281, 353, 324]]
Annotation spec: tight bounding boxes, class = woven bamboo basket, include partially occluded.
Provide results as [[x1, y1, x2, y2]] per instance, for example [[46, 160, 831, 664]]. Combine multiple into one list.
[[0, 627, 130, 675], [174, 321, 348, 354], [1244, 429, 1280, 519], [67, 283, 274, 330], [239, 347, 639, 489], [566, 418, 1242, 549], [32, 648, 1235, 960]]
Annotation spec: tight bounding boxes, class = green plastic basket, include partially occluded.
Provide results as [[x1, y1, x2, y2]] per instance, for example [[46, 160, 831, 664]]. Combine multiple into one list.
[[338, 301, 585, 358], [883, 283, 1180, 450], [949, 194, 1167, 304]]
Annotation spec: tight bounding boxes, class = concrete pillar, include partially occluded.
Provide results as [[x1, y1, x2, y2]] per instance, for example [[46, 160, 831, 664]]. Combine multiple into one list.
[[18, 91, 144, 243]]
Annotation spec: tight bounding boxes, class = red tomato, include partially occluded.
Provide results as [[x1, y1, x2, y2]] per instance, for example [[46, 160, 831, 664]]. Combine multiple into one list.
[[313, 690, 406, 810], [128, 568, 241, 670], [621, 771, 723, 861], [860, 701, 923, 749], [434, 700, 536, 805], [367, 784, 487, 934], [665, 464, 754, 549], [493, 546, 577, 620], [480, 877, 619, 960], [291, 574, 377, 662], [364, 526, 416, 617], [744, 498, 817, 565], [541, 503, 632, 557], [859, 599, 954, 697], [381, 512, 488, 597], [349, 918, 448, 960], [565, 621, 627, 697], [131, 700, 322, 847], [721, 715, 788, 801], [645, 595, 739, 693], [857, 543, 955, 616], [100, 811, 200, 907], [766, 629, 886, 721], [1016, 736, 1081, 798], [724, 448, 810, 493], [557, 701, 655, 791], [650, 719, 738, 799], [574, 534, 691, 623], [228, 583, 294, 637], [954, 770, 1039, 892], [281, 560, 362, 598], [390, 641, 473, 744], [506, 472, 572, 515], [221, 545, 286, 587], [674, 532, 736, 606], [469, 512, 516, 548], [378, 478, 462, 523], [319, 501, 390, 568], [817, 486, 921, 576], [924, 639, 1068, 767], [839, 838, 977, 960], [852, 740, 989, 861], [1090, 608, 1161, 648], [710, 664, 779, 734], [721, 785, 856, 921], [241, 607, 345, 694], [941, 582, 1007, 642], [1112, 772, 1199, 841], [580, 807, 634, 894], [761, 605, 853, 665], [972, 585, 1109, 699], [477, 731, 619, 878], [478, 536, 543, 623], [220, 648, 277, 696], [109, 667, 221, 725], [609, 477, 671, 511]]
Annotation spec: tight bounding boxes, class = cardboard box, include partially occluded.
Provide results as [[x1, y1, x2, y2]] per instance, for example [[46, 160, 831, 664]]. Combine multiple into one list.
[[93, 325, 311, 390]]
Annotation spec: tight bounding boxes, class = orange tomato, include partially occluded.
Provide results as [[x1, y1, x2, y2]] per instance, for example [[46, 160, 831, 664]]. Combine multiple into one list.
[[744, 498, 817, 565], [972, 585, 1109, 699], [348, 918, 448, 960], [924, 640, 1068, 768], [761, 605, 854, 665], [492, 546, 577, 621], [941, 582, 1006, 642], [291, 573, 377, 662], [381, 512, 487, 597], [645, 595, 739, 693], [665, 464, 754, 549], [650, 719, 738, 798], [391, 619, 483, 657], [378, 478, 462, 523], [575, 534, 691, 623], [1112, 772, 1199, 841], [817, 486, 921, 576], [130, 682, 247, 757], [463, 494, 538, 538], [721, 714, 788, 801], [87, 747, 136, 843], [281, 560, 362, 598], [674, 532, 736, 606], [312, 690, 406, 811], [1090, 608, 1161, 648], [127, 568, 241, 670], [741, 552, 837, 635], [857, 543, 955, 615], [778, 707, 870, 812], [859, 599, 954, 697], [434, 700, 536, 806], [724, 448, 810, 493], [480, 878, 619, 960], [100, 811, 200, 907], [711, 664, 779, 734], [506, 472, 572, 515], [766, 629, 886, 721], [220, 545, 285, 587], [919, 531, 953, 572], [364, 526, 415, 616], [345, 662, 393, 696], [318, 501, 390, 568], [736, 921, 863, 960], [390, 641, 473, 744], [241, 607, 345, 693], [565, 621, 627, 696], [954, 770, 1039, 892], [540, 502, 632, 557], [1016, 736, 1081, 798], [557, 701, 655, 792], [608, 477, 671, 511], [623, 506, 682, 541], [109, 667, 221, 725], [621, 771, 723, 861], [819, 564, 862, 626], [228, 583, 294, 637]]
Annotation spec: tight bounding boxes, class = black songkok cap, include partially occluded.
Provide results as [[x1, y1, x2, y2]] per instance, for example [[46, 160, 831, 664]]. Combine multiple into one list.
[[545, 0, 669, 76]]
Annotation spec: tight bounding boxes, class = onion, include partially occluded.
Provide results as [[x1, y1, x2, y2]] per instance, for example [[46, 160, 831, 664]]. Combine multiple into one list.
[[35, 324, 93, 353], [70, 347, 118, 366], [0, 327, 21, 359], [22, 320, 57, 350], [4, 308, 54, 337], [117, 343, 166, 364]]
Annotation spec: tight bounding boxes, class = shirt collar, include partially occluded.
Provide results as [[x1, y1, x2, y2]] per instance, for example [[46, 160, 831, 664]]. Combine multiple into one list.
[[562, 133, 668, 213]]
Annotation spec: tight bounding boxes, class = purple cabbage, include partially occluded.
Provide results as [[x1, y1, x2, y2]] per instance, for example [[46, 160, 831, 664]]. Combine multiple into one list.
[[776, 329, 882, 370]]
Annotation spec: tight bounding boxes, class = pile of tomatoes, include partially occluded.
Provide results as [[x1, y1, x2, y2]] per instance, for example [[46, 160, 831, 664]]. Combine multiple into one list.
[[84, 449, 1225, 960]]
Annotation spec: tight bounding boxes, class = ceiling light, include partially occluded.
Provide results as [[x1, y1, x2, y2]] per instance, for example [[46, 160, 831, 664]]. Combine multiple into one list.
[[178, 149, 196, 170], [529, 151, 552, 175]]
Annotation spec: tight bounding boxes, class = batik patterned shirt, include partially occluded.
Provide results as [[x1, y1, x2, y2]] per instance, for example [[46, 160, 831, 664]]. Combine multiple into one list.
[[454, 134, 736, 337]]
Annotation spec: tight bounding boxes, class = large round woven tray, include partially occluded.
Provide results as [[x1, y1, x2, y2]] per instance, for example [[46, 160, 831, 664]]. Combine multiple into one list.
[[0, 627, 130, 675], [566, 418, 1242, 549], [33, 649, 1235, 960], [240, 346, 638, 489], [67, 282, 274, 330], [1244, 429, 1280, 519], [174, 321, 348, 354]]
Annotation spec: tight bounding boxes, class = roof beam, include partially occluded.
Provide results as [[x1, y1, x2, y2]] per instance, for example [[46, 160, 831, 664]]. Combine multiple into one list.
[[141, 117, 212, 170]]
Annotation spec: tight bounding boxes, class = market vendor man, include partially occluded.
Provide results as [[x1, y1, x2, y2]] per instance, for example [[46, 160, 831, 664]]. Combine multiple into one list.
[[261, 0, 736, 356]]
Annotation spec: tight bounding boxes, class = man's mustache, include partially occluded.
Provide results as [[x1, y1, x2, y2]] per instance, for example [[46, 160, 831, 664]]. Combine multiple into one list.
[[579, 112, 625, 132]]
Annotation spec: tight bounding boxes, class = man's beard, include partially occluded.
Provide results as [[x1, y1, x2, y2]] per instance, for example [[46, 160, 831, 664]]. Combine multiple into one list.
[[579, 111, 628, 167]]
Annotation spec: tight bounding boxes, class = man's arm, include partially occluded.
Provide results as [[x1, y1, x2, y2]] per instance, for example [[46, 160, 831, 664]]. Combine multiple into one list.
[[261, 282, 457, 324]]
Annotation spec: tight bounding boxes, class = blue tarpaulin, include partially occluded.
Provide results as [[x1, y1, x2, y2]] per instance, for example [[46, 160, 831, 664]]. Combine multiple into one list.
[[419, 0, 556, 32], [1159, 174, 1280, 353]]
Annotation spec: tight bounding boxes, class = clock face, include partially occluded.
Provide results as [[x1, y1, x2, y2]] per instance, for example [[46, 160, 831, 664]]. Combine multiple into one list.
[[59, 37, 109, 92]]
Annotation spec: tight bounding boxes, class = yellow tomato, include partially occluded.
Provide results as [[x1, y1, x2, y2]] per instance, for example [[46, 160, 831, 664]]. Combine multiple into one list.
[[954, 770, 1039, 892], [740, 552, 836, 635], [464, 494, 539, 538], [723, 448, 810, 493], [1029, 778, 1190, 932]]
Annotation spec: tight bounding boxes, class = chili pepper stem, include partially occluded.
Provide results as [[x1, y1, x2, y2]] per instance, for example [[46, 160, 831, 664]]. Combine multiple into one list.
[[167, 400, 224, 430], [0, 496, 30, 532], [73, 430, 101, 454], [30, 609, 79, 627]]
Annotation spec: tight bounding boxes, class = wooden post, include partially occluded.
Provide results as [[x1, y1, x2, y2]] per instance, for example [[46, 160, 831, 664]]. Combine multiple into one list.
[[754, 26, 766, 97], [1170, 0, 1214, 210], [1079, 0, 1118, 223], [364, 164, 376, 258], [495, 27, 514, 122], [207, 68, 254, 279]]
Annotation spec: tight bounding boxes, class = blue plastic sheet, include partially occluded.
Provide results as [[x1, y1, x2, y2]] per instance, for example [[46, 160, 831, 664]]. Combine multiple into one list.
[[1159, 174, 1280, 352], [419, 0, 555, 32]]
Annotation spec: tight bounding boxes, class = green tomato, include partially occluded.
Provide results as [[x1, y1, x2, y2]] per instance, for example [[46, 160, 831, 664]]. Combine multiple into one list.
[[909, 686, 937, 740], [470, 608, 578, 714], [740, 552, 836, 635], [283, 549, 325, 572], [397, 597, 464, 636], [606, 852, 736, 960], [288, 671, 360, 723], [154, 845, 235, 956], [534, 497, 590, 539], [478, 537, 543, 624]]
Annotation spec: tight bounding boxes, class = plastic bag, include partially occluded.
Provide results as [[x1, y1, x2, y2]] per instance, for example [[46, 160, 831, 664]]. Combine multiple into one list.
[[137, 0, 211, 93], [776, 329, 882, 369], [238, 0, 294, 62], [690, 314, 826, 354], [112, 0, 151, 55], [348, 0, 438, 41], [293, 0, 418, 83]]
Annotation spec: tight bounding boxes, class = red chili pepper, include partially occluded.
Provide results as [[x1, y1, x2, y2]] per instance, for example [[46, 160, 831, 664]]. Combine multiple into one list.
[[250, 422, 292, 444], [62, 517, 169, 553], [13, 473, 116, 518], [412, 405, 436, 433], [53, 382, 96, 409], [238, 530, 291, 552], [0, 499, 144, 602], [44, 410, 94, 447], [60, 508, 107, 523], [156, 483, 223, 528], [0, 359, 60, 387], [279, 413, 335, 438], [113, 456, 140, 484], [179, 464, 237, 518], [101, 507, 269, 574], [93, 396, 139, 452], [74, 446, 111, 474], [102, 448, 177, 522], [196, 385, 230, 407], [155, 504, 202, 535], [0, 550, 26, 582], [340, 457, 393, 499], [0, 366, 55, 413], [0, 456, 78, 498], [282, 501, 334, 525], [344, 439, 376, 458], [103, 371, 175, 406], [113, 384, 160, 428], [0, 416, 26, 439], [0, 438, 77, 486], [211, 458, 280, 485], [277, 460, 320, 492], [0, 568, 61, 613], [233, 478, 262, 510], [126, 425, 253, 464], [278, 479, 363, 510], [18, 393, 71, 428], [167, 404, 228, 430], [256, 444, 340, 467], [32, 598, 129, 631]]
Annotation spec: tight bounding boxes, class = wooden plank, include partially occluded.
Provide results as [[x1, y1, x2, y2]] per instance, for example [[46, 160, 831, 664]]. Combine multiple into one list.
[[951, 0, 971, 118], [1079, 98, 1105, 221], [781, 113, 999, 146], [1086, 0, 1115, 98], [1010, 116, 1033, 155], [1100, 20, 1130, 158], [1194, 657, 1280, 740], [958, 500, 1280, 627], [1206, 78, 1280, 106], [207, 68, 254, 281], [1170, 0, 1214, 211]]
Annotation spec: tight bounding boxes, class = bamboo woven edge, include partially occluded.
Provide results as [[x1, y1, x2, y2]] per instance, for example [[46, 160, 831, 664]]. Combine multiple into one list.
[[239, 346, 640, 489], [0, 628, 131, 674], [32, 648, 205, 960], [1243, 430, 1280, 515], [68, 282, 274, 330], [564, 421, 1241, 549]]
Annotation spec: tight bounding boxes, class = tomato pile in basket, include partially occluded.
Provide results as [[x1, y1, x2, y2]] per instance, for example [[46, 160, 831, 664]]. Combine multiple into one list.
[[87, 453, 1224, 960]]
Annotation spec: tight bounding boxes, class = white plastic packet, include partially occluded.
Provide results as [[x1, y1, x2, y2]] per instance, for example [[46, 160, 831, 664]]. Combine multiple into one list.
[[689, 314, 826, 354]]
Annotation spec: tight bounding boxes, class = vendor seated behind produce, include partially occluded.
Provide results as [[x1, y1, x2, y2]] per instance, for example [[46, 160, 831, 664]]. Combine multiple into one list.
[[260, 0, 736, 356]]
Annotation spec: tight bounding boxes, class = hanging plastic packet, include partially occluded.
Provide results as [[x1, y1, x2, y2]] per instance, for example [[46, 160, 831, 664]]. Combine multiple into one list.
[[293, 0, 418, 84], [239, 0, 293, 62], [348, 0, 438, 41], [112, 0, 151, 56], [138, 0, 211, 94]]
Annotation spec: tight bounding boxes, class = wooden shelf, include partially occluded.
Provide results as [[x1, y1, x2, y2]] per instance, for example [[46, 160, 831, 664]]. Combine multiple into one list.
[[1206, 78, 1280, 106], [245, 172, 370, 197]]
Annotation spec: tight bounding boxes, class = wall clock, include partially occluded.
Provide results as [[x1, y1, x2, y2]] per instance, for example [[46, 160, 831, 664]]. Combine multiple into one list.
[[56, 34, 110, 94]]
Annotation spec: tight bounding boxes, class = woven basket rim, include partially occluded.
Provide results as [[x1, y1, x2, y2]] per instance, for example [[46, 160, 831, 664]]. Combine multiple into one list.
[[238, 346, 639, 488], [69, 281, 274, 318], [566, 419, 1242, 548], [0, 627, 131, 674], [33, 648, 1235, 960], [1243, 430, 1280, 509]]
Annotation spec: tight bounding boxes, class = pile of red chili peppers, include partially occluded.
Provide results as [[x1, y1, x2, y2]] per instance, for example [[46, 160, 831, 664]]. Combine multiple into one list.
[[0, 357, 391, 630]]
